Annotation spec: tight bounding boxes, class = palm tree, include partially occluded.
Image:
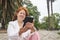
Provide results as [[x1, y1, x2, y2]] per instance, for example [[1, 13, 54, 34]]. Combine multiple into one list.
[[1, 0, 7, 29], [50, 0, 56, 29], [50, 0, 55, 15], [46, 0, 56, 30], [1, 0, 23, 29], [0, 0, 2, 4], [46, 0, 51, 29]]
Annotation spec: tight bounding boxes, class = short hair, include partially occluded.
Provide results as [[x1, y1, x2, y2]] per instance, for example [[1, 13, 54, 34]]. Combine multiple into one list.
[[12, 7, 29, 21]]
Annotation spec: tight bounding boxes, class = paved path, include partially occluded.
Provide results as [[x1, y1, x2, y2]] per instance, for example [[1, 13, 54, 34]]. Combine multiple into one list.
[[0, 33, 8, 40], [38, 30, 60, 40], [0, 30, 60, 40]]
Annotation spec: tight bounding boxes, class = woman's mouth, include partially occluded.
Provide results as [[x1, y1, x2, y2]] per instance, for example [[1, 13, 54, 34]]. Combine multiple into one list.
[[19, 15, 24, 18]]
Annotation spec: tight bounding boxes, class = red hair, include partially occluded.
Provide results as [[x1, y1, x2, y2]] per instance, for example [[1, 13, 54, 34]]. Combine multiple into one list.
[[12, 7, 29, 21]]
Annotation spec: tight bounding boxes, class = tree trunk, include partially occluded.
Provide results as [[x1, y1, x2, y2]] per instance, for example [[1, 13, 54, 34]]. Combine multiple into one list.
[[47, 0, 51, 30], [51, 0, 53, 15], [0, 0, 2, 4], [16, 0, 22, 7], [50, 0, 55, 30], [1, 0, 7, 29]]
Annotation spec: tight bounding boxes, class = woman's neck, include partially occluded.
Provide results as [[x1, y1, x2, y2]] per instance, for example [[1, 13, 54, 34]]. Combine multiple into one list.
[[17, 20, 24, 28], [18, 20, 23, 24]]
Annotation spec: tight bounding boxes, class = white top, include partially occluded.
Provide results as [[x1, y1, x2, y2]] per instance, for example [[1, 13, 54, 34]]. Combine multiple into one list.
[[7, 20, 31, 40]]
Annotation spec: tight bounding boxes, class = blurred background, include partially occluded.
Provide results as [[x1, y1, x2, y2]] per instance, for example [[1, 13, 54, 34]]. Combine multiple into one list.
[[0, 0, 60, 40]]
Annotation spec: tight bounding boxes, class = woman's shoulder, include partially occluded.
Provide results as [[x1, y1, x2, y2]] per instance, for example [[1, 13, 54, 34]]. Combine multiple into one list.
[[8, 20, 17, 28], [9, 20, 17, 24]]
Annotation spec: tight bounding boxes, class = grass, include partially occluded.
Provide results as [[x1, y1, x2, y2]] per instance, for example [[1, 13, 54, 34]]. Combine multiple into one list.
[[58, 32, 60, 35]]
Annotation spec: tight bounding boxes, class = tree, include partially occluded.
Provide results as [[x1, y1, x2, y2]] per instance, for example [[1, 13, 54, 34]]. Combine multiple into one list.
[[0, 0, 23, 29], [46, 0, 56, 30], [46, 0, 50, 29], [53, 13, 60, 30], [0, 1, 2, 22], [50, 0, 56, 29], [41, 13, 60, 30], [23, 0, 40, 30], [0, 0, 40, 29]]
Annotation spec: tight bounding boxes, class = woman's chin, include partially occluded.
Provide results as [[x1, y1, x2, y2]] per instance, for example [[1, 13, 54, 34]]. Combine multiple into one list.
[[18, 17, 24, 21]]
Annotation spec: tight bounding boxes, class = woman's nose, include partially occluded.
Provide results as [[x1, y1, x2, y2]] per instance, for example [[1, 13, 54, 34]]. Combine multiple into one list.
[[21, 13, 24, 15]]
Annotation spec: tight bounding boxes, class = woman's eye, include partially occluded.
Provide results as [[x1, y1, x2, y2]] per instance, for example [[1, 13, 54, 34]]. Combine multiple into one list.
[[20, 13, 26, 15], [19, 13, 22, 14]]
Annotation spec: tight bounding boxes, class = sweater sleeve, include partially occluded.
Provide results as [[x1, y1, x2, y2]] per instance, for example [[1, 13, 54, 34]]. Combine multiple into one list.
[[7, 22, 19, 40]]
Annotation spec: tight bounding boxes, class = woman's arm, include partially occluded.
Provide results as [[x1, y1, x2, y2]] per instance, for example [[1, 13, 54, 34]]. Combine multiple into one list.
[[31, 27, 36, 33], [19, 26, 28, 35], [7, 22, 18, 36], [7, 22, 19, 40], [19, 22, 36, 35]]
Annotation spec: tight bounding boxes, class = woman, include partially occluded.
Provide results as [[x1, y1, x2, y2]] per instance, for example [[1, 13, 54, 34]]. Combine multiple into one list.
[[7, 7, 39, 40]]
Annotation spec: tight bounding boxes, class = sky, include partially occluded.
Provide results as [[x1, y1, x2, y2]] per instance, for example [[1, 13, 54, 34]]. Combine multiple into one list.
[[30, 0, 60, 22]]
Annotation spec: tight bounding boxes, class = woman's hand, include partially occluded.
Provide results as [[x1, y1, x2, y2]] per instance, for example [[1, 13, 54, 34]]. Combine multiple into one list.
[[19, 22, 35, 36], [24, 22, 35, 33], [24, 22, 34, 29], [19, 27, 28, 36]]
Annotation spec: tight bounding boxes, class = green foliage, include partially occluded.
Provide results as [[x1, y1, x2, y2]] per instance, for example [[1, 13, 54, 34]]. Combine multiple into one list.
[[58, 32, 60, 35], [0, 4, 2, 22], [23, 0, 40, 30], [0, 0, 40, 29], [53, 13, 60, 30], [41, 13, 60, 30], [40, 22, 48, 29]]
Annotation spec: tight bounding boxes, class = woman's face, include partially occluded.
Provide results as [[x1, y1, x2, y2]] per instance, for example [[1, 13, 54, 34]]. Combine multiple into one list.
[[17, 10, 26, 21]]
